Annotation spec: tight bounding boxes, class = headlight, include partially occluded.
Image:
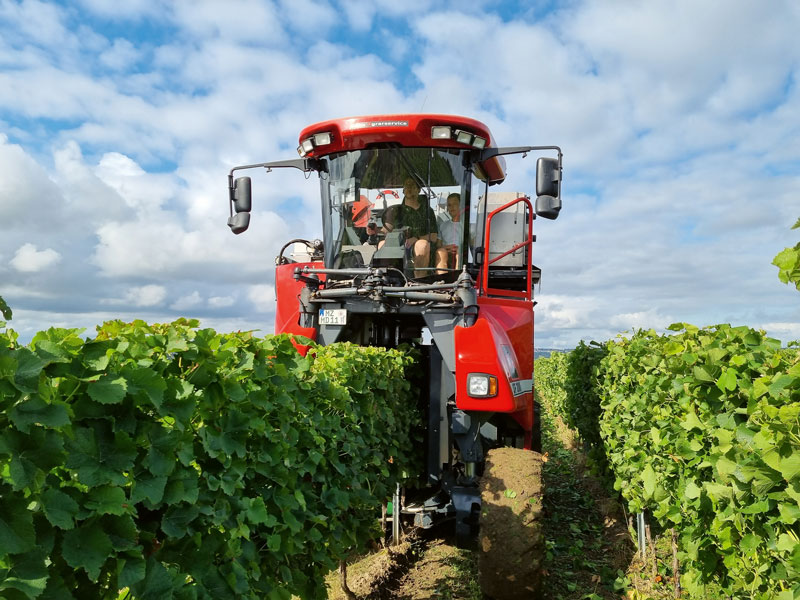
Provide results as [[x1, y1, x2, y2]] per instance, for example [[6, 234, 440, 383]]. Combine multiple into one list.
[[467, 373, 498, 398], [431, 125, 452, 139], [313, 132, 332, 146], [454, 129, 473, 145]]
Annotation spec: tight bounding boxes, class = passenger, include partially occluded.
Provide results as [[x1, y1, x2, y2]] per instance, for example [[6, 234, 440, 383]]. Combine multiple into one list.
[[381, 178, 439, 278], [435, 193, 463, 272]]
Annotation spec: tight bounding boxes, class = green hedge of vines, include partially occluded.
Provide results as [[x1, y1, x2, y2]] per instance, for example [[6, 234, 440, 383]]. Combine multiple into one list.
[[0, 319, 421, 599], [537, 325, 800, 599]]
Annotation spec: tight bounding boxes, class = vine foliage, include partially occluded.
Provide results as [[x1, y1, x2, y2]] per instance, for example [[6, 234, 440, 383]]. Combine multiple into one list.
[[773, 217, 800, 290], [0, 319, 421, 599], [537, 326, 800, 599]]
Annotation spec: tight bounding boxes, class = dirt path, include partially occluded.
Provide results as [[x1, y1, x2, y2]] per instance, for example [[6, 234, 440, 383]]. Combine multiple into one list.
[[538, 402, 633, 599], [326, 398, 637, 599], [392, 539, 479, 599]]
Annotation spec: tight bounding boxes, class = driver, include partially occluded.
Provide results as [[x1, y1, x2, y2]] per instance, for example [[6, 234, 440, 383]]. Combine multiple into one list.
[[382, 177, 438, 278]]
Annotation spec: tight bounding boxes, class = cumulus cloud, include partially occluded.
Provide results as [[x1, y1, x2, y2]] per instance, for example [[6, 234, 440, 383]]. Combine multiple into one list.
[[124, 285, 167, 307], [247, 284, 276, 312], [99, 38, 140, 71], [170, 291, 203, 311], [208, 295, 235, 308], [10, 244, 61, 272], [609, 309, 674, 332], [1, 1, 799, 349], [0, 136, 64, 231]]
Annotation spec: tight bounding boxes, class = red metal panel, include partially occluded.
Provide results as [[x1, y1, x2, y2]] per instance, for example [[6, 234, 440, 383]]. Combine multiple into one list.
[[274, 261, 324, 354], [297, 114, 506, 183], [454, 297, 534, 433]]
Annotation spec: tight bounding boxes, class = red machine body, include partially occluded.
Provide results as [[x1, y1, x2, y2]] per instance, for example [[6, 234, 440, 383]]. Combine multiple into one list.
[[227, 113, 561, 543]]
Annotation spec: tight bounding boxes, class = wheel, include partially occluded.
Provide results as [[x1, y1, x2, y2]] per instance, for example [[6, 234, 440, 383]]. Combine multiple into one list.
[[478, 447, 544, 599]]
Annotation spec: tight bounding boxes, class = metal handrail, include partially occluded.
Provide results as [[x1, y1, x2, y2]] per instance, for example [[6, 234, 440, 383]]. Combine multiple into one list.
[[479, 196, 534, 301]]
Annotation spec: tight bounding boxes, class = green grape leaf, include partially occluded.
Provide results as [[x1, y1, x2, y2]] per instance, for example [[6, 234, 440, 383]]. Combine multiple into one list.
[[87, 374, 128, 404], [61, 521, 113, 581], [130, 474, 168, 506], [0, 547, 48, 598], [7, 397, 70, 433], [118, 556, 147, 588], [161, 504, 199, 539], [779, 453, 800, 483], [132, 557, 175, 600], [0, 296, 11, 320], [86, 485, 128, 516], [0, 495, 36, 554], [41, 488, 80, 530]]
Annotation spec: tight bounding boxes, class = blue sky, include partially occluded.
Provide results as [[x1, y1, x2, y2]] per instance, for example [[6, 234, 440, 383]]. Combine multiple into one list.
[[1, 0, 799, 348]]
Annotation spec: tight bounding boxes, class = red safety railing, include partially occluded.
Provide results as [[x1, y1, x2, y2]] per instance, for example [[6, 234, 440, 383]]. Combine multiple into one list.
[[479, 197, 534, 301]]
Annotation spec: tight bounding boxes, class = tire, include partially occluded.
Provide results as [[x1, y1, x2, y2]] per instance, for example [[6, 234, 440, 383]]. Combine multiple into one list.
[[478, 447, 544, 599]]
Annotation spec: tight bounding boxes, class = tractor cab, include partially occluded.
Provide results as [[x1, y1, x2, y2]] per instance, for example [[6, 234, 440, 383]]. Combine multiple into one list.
[[318, 146, 466, 280]]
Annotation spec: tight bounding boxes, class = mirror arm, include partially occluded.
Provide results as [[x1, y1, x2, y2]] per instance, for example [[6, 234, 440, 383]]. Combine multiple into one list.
[[228, 157, 322, 179], [473, 145, 562, 163]]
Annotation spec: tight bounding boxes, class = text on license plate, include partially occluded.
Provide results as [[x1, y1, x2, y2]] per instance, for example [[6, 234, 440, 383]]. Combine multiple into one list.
[[319, 309, 347, 325]]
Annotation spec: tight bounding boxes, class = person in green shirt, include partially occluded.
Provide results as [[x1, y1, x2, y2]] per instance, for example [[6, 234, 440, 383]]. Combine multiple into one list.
[[381, 177, 439, 277]]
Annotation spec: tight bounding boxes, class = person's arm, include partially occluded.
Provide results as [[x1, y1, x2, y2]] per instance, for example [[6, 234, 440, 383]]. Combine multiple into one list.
[[420, 207, 438, 242], [381, 205, 398, 234]]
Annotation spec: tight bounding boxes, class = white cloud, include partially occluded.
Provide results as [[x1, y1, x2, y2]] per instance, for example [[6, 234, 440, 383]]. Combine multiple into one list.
[[609, 309, 674, 332], [0, 136, 64, 231], [91, 208, 289, 280], [52, 141, 134, 224], [76, 0, 165, 20], [279, 0, 337, 32], [247, 284, 276, 312], [208, 295, 235, 308], [0, 0, 71, 48], [124, 285, 166, 307], [1, 1, 800, 350], [94, 151, 178, 213], [171, 0, 286, 44], [99, 38, 140, 71], [759, 322, 800, 343], [10, 243, 61, 272], [170, 291, 203, 311]]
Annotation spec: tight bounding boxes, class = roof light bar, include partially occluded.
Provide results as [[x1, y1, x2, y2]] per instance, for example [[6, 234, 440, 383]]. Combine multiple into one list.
[[432, 125, 489, 148], [296, 131, 333, 156]]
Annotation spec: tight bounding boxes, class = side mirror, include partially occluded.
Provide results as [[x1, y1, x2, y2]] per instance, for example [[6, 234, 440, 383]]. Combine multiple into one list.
[[535, 157, 561, 220], [228, 212, 250, 234], [228, 176, 252, 234], [535, 157, 560, 198], [535, 195, 561, 220], [233, 177, 251, 212]]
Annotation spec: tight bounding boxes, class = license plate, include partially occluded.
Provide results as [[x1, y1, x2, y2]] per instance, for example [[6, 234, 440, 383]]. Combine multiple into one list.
[[319, 309, 347, 325]]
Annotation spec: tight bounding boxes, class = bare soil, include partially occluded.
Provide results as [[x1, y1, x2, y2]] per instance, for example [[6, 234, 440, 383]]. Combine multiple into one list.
[[478, 447, 544, 599], [323, 404, 643, 600], [393, 539, 479, 599]]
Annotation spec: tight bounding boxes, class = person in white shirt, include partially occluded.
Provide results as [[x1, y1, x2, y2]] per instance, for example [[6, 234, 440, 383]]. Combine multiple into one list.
[[435, 193, 463, 272]]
